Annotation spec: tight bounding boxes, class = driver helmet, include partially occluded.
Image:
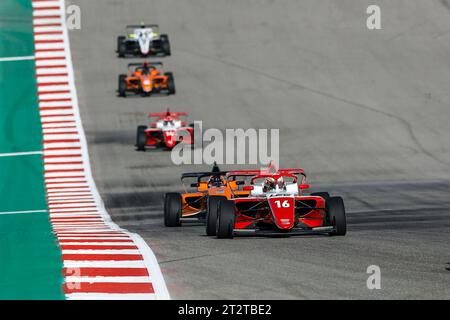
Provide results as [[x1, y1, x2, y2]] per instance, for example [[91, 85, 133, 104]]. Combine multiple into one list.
[[263, 177, 277, 193], [208, 175, 223, 187], [277, 176, 286, 191], [164, 117, 174, 126], [142, 61, 150, 74]]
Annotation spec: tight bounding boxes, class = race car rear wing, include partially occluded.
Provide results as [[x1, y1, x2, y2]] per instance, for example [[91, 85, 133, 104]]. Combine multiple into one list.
[[227, 168, 306, 178], [127, 62, 163, 69], [126, 24, 159, 29], [279, 168, 306, 177], [181, 171, 228, 182], [226, 170, 262, 178], [149, 111, 188, 119]]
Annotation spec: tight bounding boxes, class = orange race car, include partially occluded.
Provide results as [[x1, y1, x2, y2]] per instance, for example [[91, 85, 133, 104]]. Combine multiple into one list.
[[118, 61, 175, 97], [164, 163, 251, 235]]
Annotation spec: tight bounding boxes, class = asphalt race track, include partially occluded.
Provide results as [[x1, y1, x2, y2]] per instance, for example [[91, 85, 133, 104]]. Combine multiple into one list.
[[67, 0, 450, 299]]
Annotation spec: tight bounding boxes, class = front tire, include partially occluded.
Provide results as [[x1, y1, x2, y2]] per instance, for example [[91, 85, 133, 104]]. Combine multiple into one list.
[[206, 196, 227, 236], [136, 125, 147, 151], [160, 34, 171, 56], [326, 196, 346, 236], [216, 200, 235, 239], [118, 74, 127, 97], [164, 193, 182, 227], [117, 36, 126, 57], [165, 72, 176, 95]]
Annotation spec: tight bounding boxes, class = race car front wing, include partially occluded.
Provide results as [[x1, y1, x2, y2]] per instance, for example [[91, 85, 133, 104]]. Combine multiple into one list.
[[232, 226, 334, 237]]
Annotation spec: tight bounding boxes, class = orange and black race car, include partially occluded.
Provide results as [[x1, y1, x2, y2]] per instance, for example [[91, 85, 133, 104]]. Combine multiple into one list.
[[118, 62, 175, 97], [164, 163, 251, 235]]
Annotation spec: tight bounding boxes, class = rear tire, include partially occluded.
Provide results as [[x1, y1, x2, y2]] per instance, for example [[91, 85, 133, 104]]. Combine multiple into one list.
[[118, 74, 127, 97], [216, 200, 235, 239], [165, 72, 176, 95], [206, 196, 227, 236], [326, 196, 346, 236], [136, 125, 147, 151], [164, 193, 182, 227], [117, 36, 126, 57], [160, 34, 171, 56]]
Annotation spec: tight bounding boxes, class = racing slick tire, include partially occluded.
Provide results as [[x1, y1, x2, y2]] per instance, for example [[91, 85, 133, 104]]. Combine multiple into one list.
[[117, 36, 126, 57], [118, 74, 127, 97], [165, 72, 176, 95], [311, 192, 330, 201], [206, 196, 227, 236], [164, 193, 182, 227], [326, 196, 346, 236], [160, 34, 171, 56], [216, 200, 236, 239], [136, 126, 147, 151]]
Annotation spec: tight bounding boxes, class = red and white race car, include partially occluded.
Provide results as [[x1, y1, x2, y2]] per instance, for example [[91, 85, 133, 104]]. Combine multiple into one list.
[[210, 166, 347, 238], [136, 109, 194, 150]]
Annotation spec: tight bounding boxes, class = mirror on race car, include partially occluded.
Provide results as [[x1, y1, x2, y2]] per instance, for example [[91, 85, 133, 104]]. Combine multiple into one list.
[[299, 184, 311, 190]]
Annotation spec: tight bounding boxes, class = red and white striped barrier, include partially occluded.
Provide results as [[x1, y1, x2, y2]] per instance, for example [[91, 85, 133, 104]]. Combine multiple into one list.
[[32, 0, 170, 300]]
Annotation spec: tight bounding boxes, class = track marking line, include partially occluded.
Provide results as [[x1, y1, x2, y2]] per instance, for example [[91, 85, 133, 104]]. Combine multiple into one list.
[[0, 151, 43, 157], [0, 56, 35, 62], [0, 210, 47, 215]]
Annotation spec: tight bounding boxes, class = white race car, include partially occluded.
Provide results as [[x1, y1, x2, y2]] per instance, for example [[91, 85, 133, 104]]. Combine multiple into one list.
[[117, 24, 171, 57]]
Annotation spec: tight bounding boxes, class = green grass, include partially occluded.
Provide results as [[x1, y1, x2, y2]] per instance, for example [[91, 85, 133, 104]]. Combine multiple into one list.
[[0, 0, 34, 58], [0, 0, 65, 300], [0, 60, 43, 154]]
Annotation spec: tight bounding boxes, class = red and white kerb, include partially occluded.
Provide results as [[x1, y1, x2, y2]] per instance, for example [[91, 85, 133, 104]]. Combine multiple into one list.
[[32, 0, 170, 300]]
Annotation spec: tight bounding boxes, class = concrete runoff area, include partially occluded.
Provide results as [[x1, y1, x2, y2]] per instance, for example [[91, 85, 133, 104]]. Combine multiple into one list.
[[67, 0, 450, 299]]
